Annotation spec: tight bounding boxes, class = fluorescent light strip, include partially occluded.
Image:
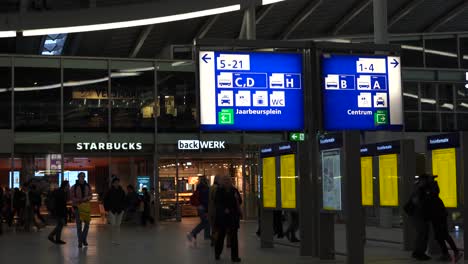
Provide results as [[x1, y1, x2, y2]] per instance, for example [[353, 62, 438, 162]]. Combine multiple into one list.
[[23, 5, 240, 36], [0, 31, 16, 38], [420, 98, 436, 104], [460, 103, 468, 109], [441, 103, 454, 110], [262, 0, 287, 5], [403, 92, 418, 99]]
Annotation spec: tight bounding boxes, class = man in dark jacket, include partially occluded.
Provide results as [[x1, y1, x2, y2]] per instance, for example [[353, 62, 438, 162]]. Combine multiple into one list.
[[104, 178, 126, 245], [48, 181, 70, 244], [187, 177, 210, 242], [409, 174, 432, 261], [125, 185, 139, 224], [214, 176, 241, 262]]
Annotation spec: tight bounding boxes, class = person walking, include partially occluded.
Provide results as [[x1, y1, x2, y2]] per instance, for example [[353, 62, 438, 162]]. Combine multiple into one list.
[[209, 175, 222, 247], [404, 173, 432, 261], [70, 172, 92, 248], [425, 176, 463, 262], [48, 181, 70, 245], [141, 188, 154, 226], [213, 176, 241, 262], [125, 185, 139, 224], [187, 177, 210, 243], [12, 187, 26, 229], [285, 211, 300, 242], [104, 178, 126, 245], [29, 184, 46, 227]]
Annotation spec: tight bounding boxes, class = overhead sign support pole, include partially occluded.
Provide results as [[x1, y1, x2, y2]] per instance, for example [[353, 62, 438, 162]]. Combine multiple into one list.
[[399, 139, 416, 250]]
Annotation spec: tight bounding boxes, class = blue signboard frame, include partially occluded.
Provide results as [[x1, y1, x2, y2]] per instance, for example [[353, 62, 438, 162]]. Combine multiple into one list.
[[321, 54, 403, 131], [199, 51, 304, 131]]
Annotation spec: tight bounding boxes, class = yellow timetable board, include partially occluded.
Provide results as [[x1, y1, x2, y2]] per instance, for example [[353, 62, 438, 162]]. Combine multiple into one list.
[[361, 156, 373, 206], [280, 154, 297, 209], [379, 154, 399, 206], [262, 157, 277, 208], [432, 148, 457, 208]]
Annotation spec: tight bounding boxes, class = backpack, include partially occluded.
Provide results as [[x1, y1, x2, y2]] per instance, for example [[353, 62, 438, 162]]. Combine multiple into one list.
[[190, 189, 200, 206]]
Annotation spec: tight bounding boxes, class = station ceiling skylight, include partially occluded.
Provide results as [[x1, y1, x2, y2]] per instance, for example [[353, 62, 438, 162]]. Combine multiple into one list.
[[41, 34, 68, 55]]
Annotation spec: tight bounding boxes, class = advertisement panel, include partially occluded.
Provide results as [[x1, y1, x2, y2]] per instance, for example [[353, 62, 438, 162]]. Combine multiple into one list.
[[321, 54, 403, 130], [361, 156, 374, 206], [199, 51, 304, 131], [321, 149, 342, 211], [262, 157, 277, 208], [432, 148, 457, 208], [137, 176, 151, 194], [280, 154, 296, 209], [378, 154, 399, 206]]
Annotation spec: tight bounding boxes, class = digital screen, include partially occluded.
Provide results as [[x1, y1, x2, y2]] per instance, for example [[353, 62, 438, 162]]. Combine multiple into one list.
[[379, 154, 399, 206], [199, 51, 304, 131], [63, 171, 88, 185], [262, 157, 277, 208], [9, 171, 20, 189], [321, 149, 342, 211], [432, 148, 457, 208], [137, 176, 151, 194], [321, 54, 403, 130], [280, 154, 296, 209], [361, 156, 374, 206]]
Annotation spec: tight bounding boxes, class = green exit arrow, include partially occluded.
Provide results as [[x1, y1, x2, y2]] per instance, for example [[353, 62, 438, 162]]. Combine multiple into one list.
[[289, 132, 305, 142]]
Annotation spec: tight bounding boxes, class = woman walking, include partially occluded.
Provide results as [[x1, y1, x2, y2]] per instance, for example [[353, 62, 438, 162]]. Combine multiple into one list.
[[70, 172, 92, 248], [104, 178, 126, 245], [48, 181, 70, 245]]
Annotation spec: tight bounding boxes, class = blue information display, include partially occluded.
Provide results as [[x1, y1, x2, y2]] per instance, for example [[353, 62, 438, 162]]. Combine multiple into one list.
[[199, 51, 304, 131], [321, 54, 403, 131]]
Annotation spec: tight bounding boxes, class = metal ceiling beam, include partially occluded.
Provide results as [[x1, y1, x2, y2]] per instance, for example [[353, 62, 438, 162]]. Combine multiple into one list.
[[331, 0, 372, 35], [425, 1, 468, 32], [388, 0, 425, 28], [277, 0, 322, 40], [256, 4, 275, 24], [129, 25, 154, 58], [195, 15, 220, 39]]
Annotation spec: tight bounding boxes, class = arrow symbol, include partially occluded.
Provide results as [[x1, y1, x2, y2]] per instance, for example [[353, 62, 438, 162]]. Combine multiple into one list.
[[202, 54, 211, 63], [221, 115, 226, 121], [390, 58, 399, 68], [292, 134, 298, 140]]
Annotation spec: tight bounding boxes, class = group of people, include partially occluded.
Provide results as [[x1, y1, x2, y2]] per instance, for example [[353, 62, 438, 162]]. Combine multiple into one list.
[[0, 183, 46, 233], [187, 175, 243, 262], [406, 173, 463, 262]]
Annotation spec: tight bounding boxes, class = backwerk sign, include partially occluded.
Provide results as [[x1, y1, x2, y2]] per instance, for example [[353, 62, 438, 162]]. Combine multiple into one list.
[[178, 140, 226, 150]]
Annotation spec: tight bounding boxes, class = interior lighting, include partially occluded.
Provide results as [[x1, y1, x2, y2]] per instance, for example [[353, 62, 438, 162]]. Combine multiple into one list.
[[262, 0, 287, 5], [22, 5, 241, 36], [441, 103, 454, 110], [0, 31, 16, 38]]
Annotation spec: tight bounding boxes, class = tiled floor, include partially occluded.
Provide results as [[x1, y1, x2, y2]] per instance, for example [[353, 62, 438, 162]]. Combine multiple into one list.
[[0, 219, 465, 264]]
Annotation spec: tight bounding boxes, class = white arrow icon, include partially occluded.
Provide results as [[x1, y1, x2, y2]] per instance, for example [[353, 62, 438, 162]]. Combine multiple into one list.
[[292, 134, 298, 140]]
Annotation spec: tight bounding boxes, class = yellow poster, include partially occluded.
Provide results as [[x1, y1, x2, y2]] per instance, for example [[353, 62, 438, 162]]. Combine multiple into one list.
[[280, 154, 297, 209], [361, 157, 373, 206], [262, 157, 277, 208], [379, 154, 399, 206], [432, 148, 457, 208]]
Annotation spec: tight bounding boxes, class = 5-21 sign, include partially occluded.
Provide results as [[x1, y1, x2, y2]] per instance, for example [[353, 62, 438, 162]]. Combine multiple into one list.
[[216, 54, 250, 71]]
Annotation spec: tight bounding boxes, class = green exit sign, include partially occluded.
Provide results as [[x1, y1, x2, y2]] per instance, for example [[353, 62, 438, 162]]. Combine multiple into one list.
[[289, 132, 305, 142]]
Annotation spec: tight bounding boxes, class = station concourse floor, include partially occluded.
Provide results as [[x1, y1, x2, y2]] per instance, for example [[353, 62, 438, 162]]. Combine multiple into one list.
[[0, 218, 465, 264]]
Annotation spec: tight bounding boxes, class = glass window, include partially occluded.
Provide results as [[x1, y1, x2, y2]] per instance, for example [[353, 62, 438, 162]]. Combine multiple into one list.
[[455, 84, 468, 112], [425, 38, 458, 68], [438, 84, 454, 112], [404, 112, 419, 131], [110, 61, 155, 132], [63, 59, 109, 132], [393, 40, 424, 67], [0, 58, 11, 129], [461, 37, 468, 69], [420, 83, 437, 111], [158, 71, 197, 132], [457, 113, 468, 131], [421, 113, 439, 132], [14, 58, 60, 131], [403, 82, 419, 111], [441, 113, 455, 132]]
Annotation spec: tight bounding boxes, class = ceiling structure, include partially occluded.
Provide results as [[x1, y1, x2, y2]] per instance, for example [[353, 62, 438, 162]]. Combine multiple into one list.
[[0, 0, 466, 59]]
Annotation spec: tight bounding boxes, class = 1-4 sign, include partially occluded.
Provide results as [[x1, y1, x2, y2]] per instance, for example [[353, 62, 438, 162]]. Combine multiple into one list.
[[289, 132, 305, 142]]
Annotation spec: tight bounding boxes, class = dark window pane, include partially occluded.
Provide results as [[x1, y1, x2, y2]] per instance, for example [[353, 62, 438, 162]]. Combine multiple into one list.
[[111, 61, 155, 132], [457, 113, 468, 131], [404, 112, 419, 131], [441, 113, 455, 132], [392, 40, 424, 67], [158, 72, 197, 132], [422, 113, 439, 132], [403, 82, 418, 111], [455, 84, 468, 112], [14, 59, 60, 131], [0, 60, 11, 129], [425, 38, 458, 68], [438, 84, 454, 112], [460, 38, 468, 69], [420, 83, 437, 111], [64, 60, 109, 132]]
